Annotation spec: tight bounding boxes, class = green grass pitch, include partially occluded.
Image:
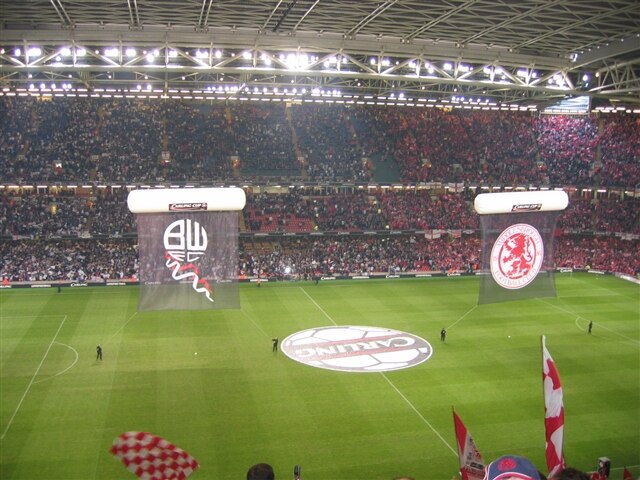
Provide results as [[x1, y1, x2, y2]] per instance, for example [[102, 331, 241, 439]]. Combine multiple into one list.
[[1, 273, 638, 479]]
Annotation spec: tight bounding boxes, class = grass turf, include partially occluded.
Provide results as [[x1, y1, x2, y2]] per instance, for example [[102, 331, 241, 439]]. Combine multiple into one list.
[[0, 273, 638, 479]]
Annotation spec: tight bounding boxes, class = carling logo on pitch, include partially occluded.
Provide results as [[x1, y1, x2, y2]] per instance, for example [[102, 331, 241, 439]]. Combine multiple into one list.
[[163, 219, 213, 302]]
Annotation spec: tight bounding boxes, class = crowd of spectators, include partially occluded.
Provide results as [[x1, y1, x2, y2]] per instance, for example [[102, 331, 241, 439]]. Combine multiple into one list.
[[308, 192, 386, 231], [596, 113, 640, 188], [243, 191, 313, 232], [0, 97, 101, 181], [1, 97, 638, 186], [0, 239, 138, 282], [3, 231, 638, 282], [2, 188, 638, 237], [555, 235, 639, 275], [230, 103, 298, 173], [2, 186, 638, 280], [378, 190, 478, 230], [163, 102, 233, 180], [534, 115, 599, 185], [0, 189, 90, 237], [292, 104, 370, 182], [88, 188, 136, 236]]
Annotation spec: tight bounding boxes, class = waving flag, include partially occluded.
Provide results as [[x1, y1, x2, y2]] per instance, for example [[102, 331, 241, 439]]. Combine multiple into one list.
[[111, 431, 199, 479], [453, 409, 485, 480], [542, 336, 565, 478], [623, 467, 633, 480]]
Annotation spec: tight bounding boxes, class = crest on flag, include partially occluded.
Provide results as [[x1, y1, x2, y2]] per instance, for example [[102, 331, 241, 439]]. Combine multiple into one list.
[[110, 431, 199, 480], [163, 218, 213, 303], [490, 223, 544, 290]]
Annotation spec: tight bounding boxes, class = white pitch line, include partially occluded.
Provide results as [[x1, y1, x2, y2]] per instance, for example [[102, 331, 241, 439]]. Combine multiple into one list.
[[299, 286, 456, 456], [241, 309, 270, 338], [299, 287, 338, 326], [446, 305, 477, 331], [381, 373, 457, 457], [33, 342, 79, 385], [110, 311, 137, 340], [1, 315, 67, 440]]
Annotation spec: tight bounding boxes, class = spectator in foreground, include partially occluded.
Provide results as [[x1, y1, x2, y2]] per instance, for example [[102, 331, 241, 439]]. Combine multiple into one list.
[[247, 463, 275, 480], [483, 455, 544, 480], [553, 467, 590, 480]]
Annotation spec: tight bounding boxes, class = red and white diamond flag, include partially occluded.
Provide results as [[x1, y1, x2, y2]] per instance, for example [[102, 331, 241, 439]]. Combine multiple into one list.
[[110, 431, 199, 479]]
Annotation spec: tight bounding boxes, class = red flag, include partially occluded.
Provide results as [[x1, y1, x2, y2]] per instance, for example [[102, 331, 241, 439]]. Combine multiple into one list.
[[111, 431, 199, 479], [542, 336, 565, 478], [623, 467, 634, 480], [452, 409, 485, 480]]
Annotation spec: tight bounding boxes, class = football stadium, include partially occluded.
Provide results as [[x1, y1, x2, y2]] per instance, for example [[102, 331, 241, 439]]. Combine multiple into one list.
[[1, 2, 639, 480]]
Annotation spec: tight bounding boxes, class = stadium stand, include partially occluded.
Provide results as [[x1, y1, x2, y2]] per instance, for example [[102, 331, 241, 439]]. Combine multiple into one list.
[[1, 97, 639, 283]]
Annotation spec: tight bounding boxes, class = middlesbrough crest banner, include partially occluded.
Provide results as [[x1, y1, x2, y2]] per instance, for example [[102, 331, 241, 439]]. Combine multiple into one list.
[[129, 188, 245, 311], [475, 191, 568, 305]]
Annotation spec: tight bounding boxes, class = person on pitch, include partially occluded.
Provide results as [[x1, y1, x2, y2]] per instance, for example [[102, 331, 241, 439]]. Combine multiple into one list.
[[96, 344, 103, 361]]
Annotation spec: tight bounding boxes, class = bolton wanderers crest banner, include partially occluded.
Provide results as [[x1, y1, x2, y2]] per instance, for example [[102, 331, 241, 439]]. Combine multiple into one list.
[[128, 188, 245, 311], [475, 191, 568, 305]]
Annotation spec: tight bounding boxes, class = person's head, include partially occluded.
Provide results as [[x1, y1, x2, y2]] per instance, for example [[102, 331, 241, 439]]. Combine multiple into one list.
[[247, 463, 275, 480], [484, 455, 541, 480], [552, 467, 590, 480]]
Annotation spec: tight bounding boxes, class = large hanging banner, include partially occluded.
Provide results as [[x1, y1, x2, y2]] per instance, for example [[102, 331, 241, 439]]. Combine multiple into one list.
[[128, 188, 246, 311], [475, 191, 568, 305]]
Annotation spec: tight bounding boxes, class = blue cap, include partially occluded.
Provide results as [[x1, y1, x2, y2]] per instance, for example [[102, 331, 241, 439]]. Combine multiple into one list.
[[484, 455, 541, 480]]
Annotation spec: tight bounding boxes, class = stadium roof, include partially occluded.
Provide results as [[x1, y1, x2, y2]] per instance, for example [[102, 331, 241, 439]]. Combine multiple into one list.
[[1, 0, 639, 109]]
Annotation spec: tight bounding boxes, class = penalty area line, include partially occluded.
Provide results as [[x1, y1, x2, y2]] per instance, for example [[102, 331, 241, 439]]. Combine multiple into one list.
[[1, 315, 68, 440]]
